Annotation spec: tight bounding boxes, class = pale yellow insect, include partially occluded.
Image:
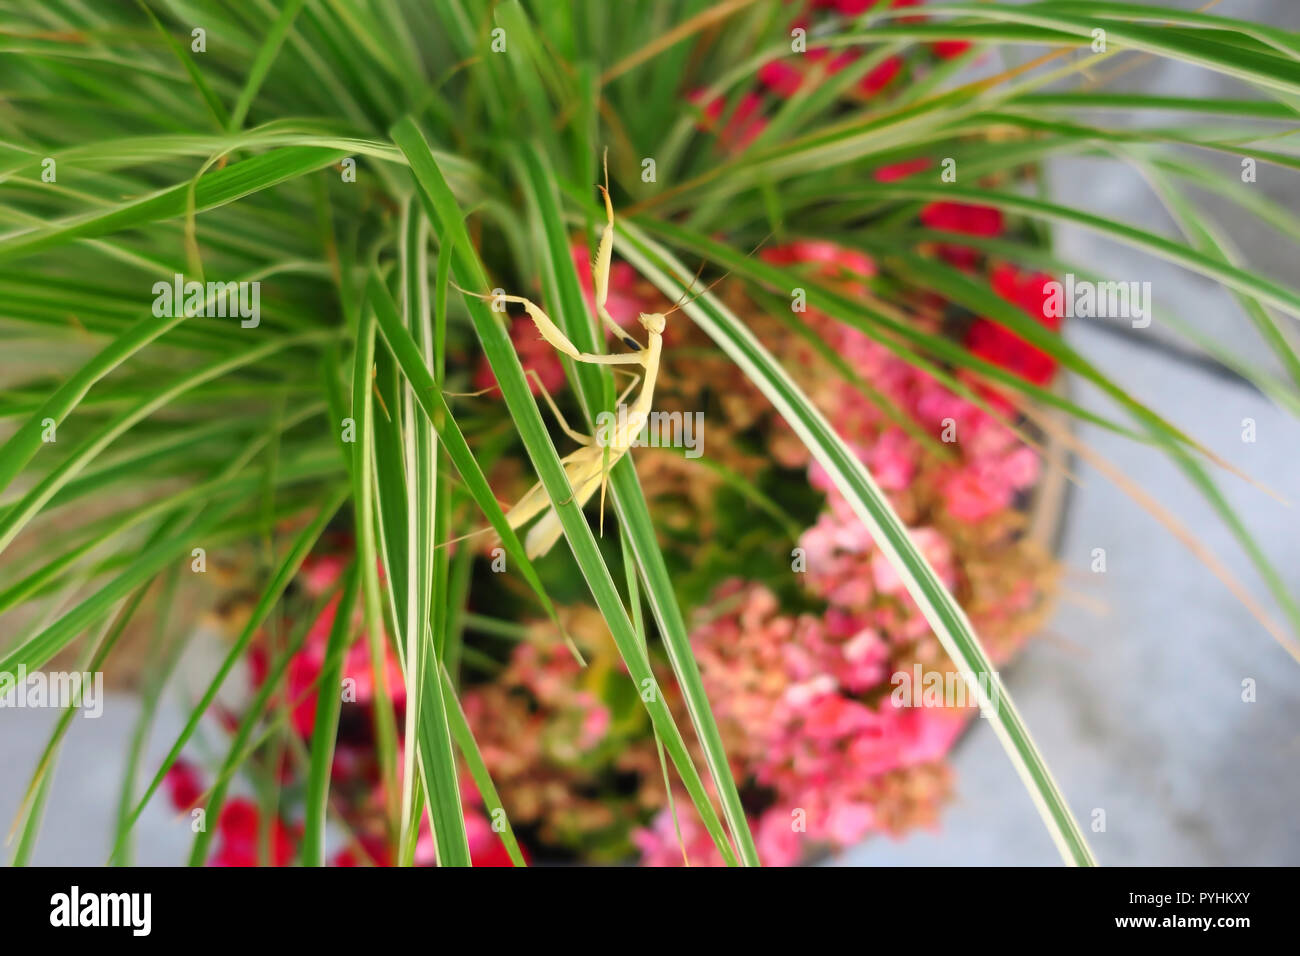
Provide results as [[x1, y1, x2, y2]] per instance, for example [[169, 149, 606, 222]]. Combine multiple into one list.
[[462, 154, 688, 559]]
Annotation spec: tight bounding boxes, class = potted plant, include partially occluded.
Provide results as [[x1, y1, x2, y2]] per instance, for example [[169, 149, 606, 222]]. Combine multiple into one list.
[[1, 0, 1296, 868]]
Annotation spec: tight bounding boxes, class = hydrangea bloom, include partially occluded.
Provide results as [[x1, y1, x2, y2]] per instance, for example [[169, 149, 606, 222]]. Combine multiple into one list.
[[631, 238, 1056, 865]]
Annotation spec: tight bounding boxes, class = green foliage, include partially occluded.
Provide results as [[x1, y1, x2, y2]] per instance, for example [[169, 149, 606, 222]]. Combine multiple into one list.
[[1, 0, 1297, 867]]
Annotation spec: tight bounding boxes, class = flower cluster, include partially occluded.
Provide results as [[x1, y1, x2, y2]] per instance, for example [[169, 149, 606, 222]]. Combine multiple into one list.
[[690, 0, 972, 153], [629, 235, 1058, 865], [169, 550, 520, 867], [635, 581, 959, 867]]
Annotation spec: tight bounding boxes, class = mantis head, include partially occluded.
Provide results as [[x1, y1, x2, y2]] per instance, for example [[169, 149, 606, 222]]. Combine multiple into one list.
[[638, 312, 666, 335]]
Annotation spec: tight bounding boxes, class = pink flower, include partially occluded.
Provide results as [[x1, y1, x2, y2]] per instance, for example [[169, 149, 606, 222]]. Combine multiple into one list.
[[871, 527, 954, 593], [625, 219, 1046, 866], [760, 240, 875, 302], [941, 461, 1014, 522], [1002, 445, 1040, 487], [575, 692, 611, 748], [841, 628, 887, 692], [800, 694, 876, 740], [299, 551, 348, 595], [899, 708, 968, 764], [634, 807, 728, 867], [755, 808, 805, 867], [866, 427, 915, 491], [824, 801, 876, 845]]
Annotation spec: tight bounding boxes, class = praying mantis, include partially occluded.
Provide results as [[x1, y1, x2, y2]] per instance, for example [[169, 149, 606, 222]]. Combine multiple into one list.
[[460, 155, 696, 559]]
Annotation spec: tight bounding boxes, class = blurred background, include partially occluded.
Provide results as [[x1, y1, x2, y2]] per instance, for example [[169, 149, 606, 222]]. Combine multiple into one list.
[[839, 0, 1300, 865], [3, 0, 1297, 866]]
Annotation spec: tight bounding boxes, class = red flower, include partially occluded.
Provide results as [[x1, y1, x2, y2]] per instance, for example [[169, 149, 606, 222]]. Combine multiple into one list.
[[805, 46, 862, 82], [966, 319, 1057, 386], [812, 0, 872, 14], [331, 833, 392, 867], [990, 262, 1059, 325], [814, 0, 923, 13], [891, 0, 928, 22], [689, 90, 768, 151], [920, 201, 1003, 237], [247, 645, 269, 689], [859, 55, 902, 95], [761, 240, 875, 286], [920, 201, 1004, 270], [164, 760, 203, 812], [933, 40, 972, 59], [470, 838, 519, 868], [758, 59, 804, 98], [964, 264, 1061, 386], [211, 799, 298, 867], [874, 157, 930, 182], [327, 814, 530, 867], [466, 810, 529, 867]]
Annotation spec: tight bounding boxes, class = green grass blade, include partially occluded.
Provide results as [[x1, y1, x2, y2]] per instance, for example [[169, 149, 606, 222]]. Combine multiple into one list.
[[514, 142, 759, 865], [187, 575, 345, 866], [110, 485, 347, 859], [227, 0, 309, 132], [389, 117, 740, 866], [0, 146, 347, 261], [441, 664, 526, 867]]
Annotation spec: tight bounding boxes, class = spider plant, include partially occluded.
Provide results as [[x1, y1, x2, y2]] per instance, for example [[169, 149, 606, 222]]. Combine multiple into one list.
[[1, 0, 1297, 868]]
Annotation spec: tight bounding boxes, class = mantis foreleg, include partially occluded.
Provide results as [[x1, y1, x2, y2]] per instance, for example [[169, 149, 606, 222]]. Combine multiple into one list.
[[594, 149, 642, 351]]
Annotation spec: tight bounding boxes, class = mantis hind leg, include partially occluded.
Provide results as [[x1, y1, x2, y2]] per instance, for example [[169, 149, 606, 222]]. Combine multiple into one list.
[[598, 444, 611, 537], [596, 369, 638, 533], [504, 478, 554, 530], [508, 446, 599, 528], [586, 368, 641, 534]]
